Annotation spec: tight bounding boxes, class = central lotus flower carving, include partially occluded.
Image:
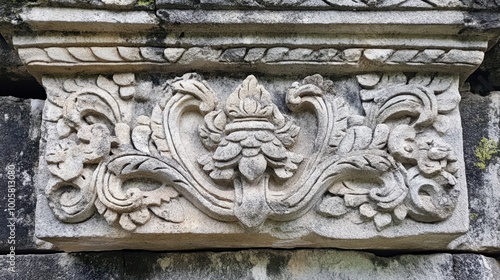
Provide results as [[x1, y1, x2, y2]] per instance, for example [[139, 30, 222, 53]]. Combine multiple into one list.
[[198, 76, 303, 183]]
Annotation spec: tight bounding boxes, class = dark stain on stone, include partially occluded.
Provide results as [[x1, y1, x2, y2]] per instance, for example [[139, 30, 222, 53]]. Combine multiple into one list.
[[460, 0, 500, 9], [266, 253, 289, 277], [461, 11, 500, 34]]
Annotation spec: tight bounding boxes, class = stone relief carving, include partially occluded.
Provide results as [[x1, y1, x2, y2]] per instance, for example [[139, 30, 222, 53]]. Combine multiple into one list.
[[162, 0, 497, 8], [229, 0, 308, 6], [197, 75, 304, 227], [41, 0, 500, 9], [18, 46, 483, 67], [42, 72, 462, 233], [320, 0, 460, 8]]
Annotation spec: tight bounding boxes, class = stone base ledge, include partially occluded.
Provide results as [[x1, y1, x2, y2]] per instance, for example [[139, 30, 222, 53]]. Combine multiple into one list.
[[2, 250, 500, 279]]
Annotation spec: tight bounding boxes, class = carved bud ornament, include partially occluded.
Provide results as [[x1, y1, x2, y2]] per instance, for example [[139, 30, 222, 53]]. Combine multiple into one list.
[[44, 72, 461, 232]]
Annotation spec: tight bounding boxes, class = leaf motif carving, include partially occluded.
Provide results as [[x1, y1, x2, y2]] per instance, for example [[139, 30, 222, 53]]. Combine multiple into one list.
[[150, 200, 185, 223], [172, 75, 216, 113], [93, 154, 190, 231], [45, 170, 97, 223], [44, 72, 462, 233]]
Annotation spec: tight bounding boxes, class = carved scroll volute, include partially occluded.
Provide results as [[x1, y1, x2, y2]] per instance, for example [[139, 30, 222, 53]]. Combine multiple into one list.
[[353, 73, 461, 227], [151, 73, 236, 220], [43, 72, 462, 232], [44, 74, 135, 223], [272, 73, 461, 231]]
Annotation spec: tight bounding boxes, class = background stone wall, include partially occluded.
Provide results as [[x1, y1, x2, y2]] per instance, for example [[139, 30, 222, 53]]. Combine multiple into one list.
[[1, 2, 500, 279]]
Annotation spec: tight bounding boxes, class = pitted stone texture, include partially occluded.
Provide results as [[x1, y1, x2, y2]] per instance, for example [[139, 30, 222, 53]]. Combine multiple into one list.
[[0, 35, 30, 81], [12, 7, 494, 81], [450, 91, 500, 252], [0, 252, 123, 280], [0, 97, 47, 251], [36, 72, 468, 251], [1, 250, 499, 279], [481, 43, 500, 89], [0, 0, 34, 28], [453, 254, 500, 280], [157, 0, 500, 9], [125, 250, 456, 280], [125, 250, 474, 280]]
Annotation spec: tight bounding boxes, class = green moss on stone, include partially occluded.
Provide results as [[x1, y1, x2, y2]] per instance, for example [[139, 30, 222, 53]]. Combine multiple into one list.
[[474, 137, 499, 170], [136, 0, 154, 7], [469, 212, 479, 221]]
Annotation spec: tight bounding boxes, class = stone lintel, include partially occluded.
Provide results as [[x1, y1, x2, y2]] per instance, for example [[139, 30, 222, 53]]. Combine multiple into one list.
[[12, 3, 500, 251]]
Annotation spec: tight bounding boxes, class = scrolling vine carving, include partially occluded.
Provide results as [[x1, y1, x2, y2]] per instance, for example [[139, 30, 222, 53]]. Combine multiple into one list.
[[43, 72, 462, 232]]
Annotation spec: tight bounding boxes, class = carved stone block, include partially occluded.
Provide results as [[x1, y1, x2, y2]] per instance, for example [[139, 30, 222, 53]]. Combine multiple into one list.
[[15, 0, 498, 251], [36, 71, 468, 251]]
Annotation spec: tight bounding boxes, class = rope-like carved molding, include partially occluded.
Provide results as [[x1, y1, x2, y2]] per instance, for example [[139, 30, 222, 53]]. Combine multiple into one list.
[[320, 0, 466, 8], [43, 0, 500, 9], [42, 72, 464, 234], [45, 0, 146, 8], [18, 46, 484, 67], [167, 0, 499, 9]]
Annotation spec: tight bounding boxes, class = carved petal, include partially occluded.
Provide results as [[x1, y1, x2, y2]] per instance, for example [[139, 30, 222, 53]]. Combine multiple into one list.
[[387, 124, 417, 163], [213, 141, 242, 161], [142, 187, 180, 206], [393, 204, 408, 222], [119, 213, 137, 231], [369, 124, 389, 149], [172, 77, 216, 113], [344, 194, 369, 207], [275, 123, 300, 147], [254, 130, 275, 142], [47, 154, 84, 182], [63, 91, 121, 128], [359, 203, 377, 219], [317, 196, 348, 217], [150, 200, 185, 223], [436, 88, 460, 114], [45, 139, 76, 163], [78, 124, 112, 164], [132, 119, 153, 154], [226, 75, 273, 118], [242, 148, 260, 157], [242, 98, 260, 114], [226, 131, 248, 142], [129, 208, 151, 225], [261, 141, 287, 161], [202, 110, 226, 134], [240, 135, 262, 148], [210, 168, 235, 180], [272, 167, 294, 179], [374, 213, 392, 231], [239, 154, 267, 181], [370, 85, 438, 128]]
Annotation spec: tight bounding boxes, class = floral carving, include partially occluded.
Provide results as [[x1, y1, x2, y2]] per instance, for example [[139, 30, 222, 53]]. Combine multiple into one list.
[[197, 76, 303, 226], [313, 72, 461, 229], [42, 72, 463, 233], [198, 76, 302, 182]]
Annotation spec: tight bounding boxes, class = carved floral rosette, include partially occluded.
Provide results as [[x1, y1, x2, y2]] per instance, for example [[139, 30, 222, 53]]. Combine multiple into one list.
[[42, 71, 462, 234]]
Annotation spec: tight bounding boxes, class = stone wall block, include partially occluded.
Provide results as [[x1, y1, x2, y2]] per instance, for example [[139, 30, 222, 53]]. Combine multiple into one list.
[[0, 97, 44, 251]]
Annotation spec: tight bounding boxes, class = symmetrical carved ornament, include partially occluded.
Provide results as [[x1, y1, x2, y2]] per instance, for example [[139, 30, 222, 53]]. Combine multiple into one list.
[[43, 72, 461, 233]]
